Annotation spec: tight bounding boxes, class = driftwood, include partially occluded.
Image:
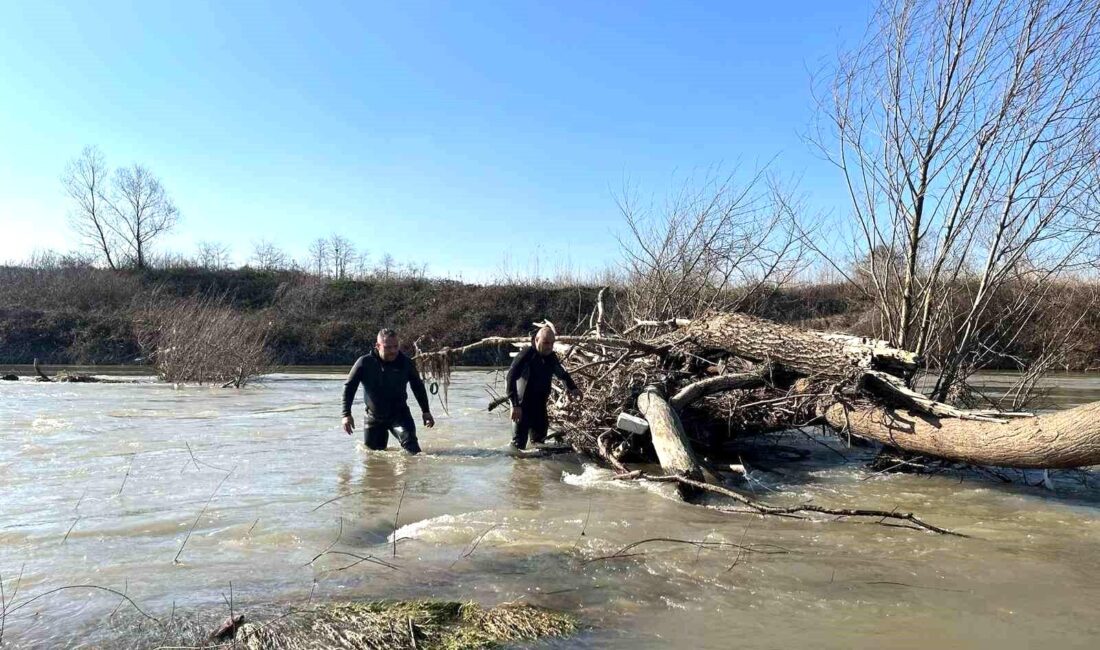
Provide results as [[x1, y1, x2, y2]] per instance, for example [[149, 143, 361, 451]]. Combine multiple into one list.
[[683, 313, 919, 378], [826, 400, 1100, 469], [637, 387, 704, 498], [421, 309, 1100, 484], [30, 358, 110, 383]]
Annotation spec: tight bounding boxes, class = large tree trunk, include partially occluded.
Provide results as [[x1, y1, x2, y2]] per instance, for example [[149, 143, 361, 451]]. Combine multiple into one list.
[[825, 401, 1100, 469], [684, 313, 918, 378], [637, 388, 704, 498], [683, 313, 1100, 469]]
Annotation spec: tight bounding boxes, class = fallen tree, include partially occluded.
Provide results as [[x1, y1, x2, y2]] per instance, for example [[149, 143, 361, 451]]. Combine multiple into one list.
[[825, 401, 1100, 469], [416, 305, 1099, 529]]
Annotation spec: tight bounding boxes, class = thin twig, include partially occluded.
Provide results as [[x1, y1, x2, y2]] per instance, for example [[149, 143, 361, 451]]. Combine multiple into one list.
[[725, 520, 755, 573], [583, 536, 788, 564], [109, 580, 129, 620], [618, 472, 964, 536], [311, 489, 373, 512], [303, 518, 343, 567], [571, 497, 593, 551], [5, 585, 161, 625], [393, 481, 407, 559], [184, 442, 231, 473], [450, 524, 500, 568], [313, 551, 401, 573], [174, 467, 235, 564], [117, 453, 137, 496], [62, 516, 81, 544]]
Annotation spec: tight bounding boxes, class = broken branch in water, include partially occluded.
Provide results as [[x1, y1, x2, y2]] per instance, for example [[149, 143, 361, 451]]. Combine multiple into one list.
[[117, 453, 137, 496], [450, 524, 500, 569], [303, 517, 343, 567], [583, 536, 789, 565], [174, 467, 236, 564], [313, 551, 402, 574], [4, 584, 161, 626], [393, 481, 407, 559], [612, 471, 963, 536]]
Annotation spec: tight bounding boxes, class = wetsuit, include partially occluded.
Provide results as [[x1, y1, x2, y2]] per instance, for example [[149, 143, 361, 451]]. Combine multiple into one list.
[[506, 346, 578, 449], [342, 350, 431, 453]]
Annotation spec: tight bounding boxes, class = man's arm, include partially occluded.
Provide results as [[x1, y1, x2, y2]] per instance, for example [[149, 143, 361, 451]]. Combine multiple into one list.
[[505, 348, 530, 407], [407, 358, 431, 414], [342, 357, 365, 418], [407, 357, 435, 428], [551, 354, 579, 392]]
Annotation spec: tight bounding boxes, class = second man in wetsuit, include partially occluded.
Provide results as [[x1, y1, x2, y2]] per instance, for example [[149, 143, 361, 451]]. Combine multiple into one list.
[[342, 328, 435, 454], [506, 326, 581, 449]]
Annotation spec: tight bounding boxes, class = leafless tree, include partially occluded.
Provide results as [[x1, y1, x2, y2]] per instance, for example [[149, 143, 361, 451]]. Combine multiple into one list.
[[62, 146, 118, 269], [352, 250, 372, 279], [376, 253, 396, 279], [197, 241, 232, 270], [250, 239, 289, 271], [101, 164, 180, 269], [327, 234, 358, 280], [810, 0, 1100, 400], [307, 237, 329, 276], [617, 167, 805, 322]]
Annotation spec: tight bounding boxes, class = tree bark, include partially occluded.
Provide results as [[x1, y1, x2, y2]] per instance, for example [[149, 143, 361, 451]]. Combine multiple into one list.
[[684, 313, 918, 379], [825, 401, 1100, 469], [669, 372, 766, 410], [637, 388, 704, 498]]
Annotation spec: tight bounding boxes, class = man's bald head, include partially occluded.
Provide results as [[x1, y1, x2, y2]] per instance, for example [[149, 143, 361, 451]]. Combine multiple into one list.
[[534, 326, 556, 356], [376, 328, 399, 362]]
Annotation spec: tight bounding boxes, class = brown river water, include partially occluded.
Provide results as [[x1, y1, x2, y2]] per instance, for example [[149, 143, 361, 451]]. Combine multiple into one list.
[[1, 368, 1099, 648]]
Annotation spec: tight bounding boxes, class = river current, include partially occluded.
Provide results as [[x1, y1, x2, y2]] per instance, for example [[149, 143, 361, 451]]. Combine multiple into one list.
[[1, 369, 1098, 648]]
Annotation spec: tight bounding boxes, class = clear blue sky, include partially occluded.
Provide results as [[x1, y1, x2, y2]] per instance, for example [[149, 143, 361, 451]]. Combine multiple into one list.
[[0, 1, 871, 281]]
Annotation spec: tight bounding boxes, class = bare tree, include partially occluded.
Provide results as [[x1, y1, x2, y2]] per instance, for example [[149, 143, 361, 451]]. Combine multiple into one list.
[[307, 237, 329, 276], [352, 249, 372, 279], [617, 168, 805, 322], [327, 234, 357, 280], [62, 146, 118, 269], [811, 0, 1100, 400], [250, 239, 288, 271], [197, 241, 232, 270], [376, 253, 396, 279], [103, 164, 180, 269]]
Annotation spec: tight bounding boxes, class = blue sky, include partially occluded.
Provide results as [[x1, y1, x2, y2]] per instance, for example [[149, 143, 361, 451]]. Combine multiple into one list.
[[0, 1, 871, 281]]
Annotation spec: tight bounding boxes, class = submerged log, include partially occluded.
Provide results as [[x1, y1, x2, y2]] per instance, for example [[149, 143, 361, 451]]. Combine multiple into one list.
[[637, 387, 704, 498], [825, 401, 1100, 469]]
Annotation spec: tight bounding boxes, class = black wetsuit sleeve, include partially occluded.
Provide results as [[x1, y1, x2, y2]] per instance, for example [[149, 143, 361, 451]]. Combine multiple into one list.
[[407, 358, 431, 413], [342, 357, 365, 417], [505, 347, 530, 407], [551, 355, 578, 391]]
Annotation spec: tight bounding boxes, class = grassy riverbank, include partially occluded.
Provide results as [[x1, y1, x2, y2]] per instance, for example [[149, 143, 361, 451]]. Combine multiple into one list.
[[1, 264, 1097, 370]]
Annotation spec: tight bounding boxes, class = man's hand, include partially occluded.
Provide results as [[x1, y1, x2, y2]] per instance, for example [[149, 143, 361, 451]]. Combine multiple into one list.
[[423, 412, 435, 428], [510, 406, 523, 423], [342, 415, 355, 435], [567, 388, 584, 401]]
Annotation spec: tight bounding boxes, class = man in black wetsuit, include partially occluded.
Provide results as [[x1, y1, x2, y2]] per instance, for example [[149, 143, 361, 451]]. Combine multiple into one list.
[[342, 328, 435, 454], [506, 326, 582, 449]]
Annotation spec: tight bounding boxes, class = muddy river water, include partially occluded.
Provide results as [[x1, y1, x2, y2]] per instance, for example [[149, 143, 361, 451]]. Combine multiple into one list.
[[1, 369, 1099, 648]]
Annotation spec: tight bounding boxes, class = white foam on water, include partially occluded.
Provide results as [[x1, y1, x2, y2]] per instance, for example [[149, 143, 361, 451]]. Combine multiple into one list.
[[388, 509, 499, 544], [562, 463, 681, 501], [31, 416, 69, 430]]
